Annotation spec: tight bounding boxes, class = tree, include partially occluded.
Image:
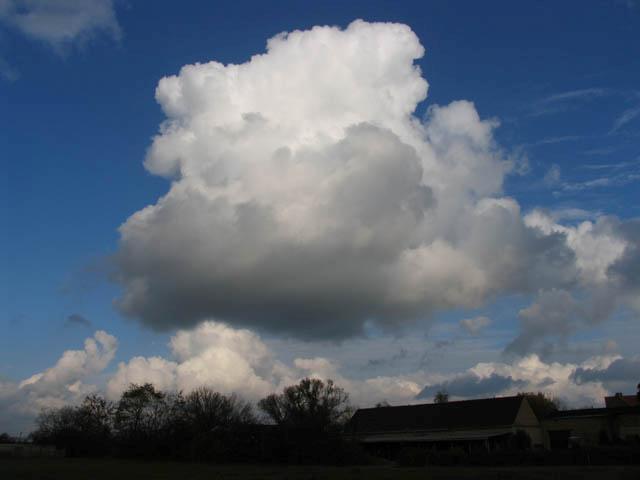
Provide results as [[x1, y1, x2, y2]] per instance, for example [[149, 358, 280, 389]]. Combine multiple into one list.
[[114, 383, 190, 458], [31, 394, 115, 456], [517, 391, 563, 419], [258, 378, 352, 431], [32, 406, 83, 454], [184, 387, 254, 432], [183, 387, 256, 461], [434, 390, 449, 403]]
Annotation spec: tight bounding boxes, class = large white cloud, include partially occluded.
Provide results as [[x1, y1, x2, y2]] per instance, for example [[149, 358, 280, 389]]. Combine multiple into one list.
[[113, 20, 594, 339]]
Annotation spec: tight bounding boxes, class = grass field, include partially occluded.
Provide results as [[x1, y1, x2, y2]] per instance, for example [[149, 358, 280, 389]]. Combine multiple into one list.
[[1, 459, 640, 480]]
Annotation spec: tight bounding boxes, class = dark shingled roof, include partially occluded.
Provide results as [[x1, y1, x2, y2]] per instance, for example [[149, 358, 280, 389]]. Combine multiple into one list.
[[349, 396, 525, 434]]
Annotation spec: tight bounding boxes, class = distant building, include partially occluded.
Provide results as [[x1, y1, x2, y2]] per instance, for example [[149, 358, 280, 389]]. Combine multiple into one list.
[[348, 392, 640, 454], [542, 405, 640, 449], [347, 396, 543, 455], [605, 392, 639, 408]]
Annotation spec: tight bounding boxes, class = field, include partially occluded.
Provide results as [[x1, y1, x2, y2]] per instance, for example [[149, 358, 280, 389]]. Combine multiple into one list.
[[2, 459, 640, 480]]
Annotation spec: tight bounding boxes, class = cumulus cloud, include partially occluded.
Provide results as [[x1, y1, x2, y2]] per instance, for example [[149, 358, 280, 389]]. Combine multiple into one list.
[[423, 354, 620, 406], [106, 321, 291, 400], [106, 320, 631, 410], [106, 320, 424, 407], [0, 330, 117, 433], [572, 356, 640, 393], [501, 213, 640, 355], [113, 20, 594, 340], [0, 0, 121, 52]]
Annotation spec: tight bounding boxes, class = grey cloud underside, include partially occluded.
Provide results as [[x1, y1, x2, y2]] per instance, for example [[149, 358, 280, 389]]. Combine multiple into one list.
[[417, 373, 525, 400], [114, 123, 576, 338], [115, 125, 441, 338], [572, 357, 640, 393]]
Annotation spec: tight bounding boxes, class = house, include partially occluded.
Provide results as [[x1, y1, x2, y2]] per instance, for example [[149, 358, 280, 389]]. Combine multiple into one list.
[[605, 391, 639, 408], [542, 405, 640, 449], [347, 396, 543, 456]]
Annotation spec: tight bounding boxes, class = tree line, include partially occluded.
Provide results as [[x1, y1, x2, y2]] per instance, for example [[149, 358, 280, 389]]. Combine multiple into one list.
[[27, 378, 368, 464]]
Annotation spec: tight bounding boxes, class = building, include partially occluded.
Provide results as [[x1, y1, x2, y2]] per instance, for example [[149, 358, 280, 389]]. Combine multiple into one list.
[[605, 391, 640, 408], [542, 405, 640, 449], [348, 392, 640, 454], [348, 396, 543, 456]]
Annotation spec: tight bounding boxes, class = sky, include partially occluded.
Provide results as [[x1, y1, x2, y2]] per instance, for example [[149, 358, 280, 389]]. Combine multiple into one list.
[[1, 0, 640, 435]]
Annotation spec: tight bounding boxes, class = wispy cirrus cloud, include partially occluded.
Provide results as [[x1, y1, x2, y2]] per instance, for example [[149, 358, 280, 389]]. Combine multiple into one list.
[[610, 106, 640, 134], [530, 88, 609, 116]]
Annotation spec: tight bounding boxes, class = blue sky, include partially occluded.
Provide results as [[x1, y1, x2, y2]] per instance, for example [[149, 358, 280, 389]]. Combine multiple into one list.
[[1, 1, 639, 433]]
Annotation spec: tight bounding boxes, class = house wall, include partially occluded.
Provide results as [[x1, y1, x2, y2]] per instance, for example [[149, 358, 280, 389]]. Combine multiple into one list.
[[617, 413, 640, 440], [513, 398, 544, 448], [541, 416, 610, 449]]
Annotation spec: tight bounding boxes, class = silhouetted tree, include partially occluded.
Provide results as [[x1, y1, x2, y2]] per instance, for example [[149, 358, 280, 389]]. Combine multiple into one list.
[[182, 387, 256, 461], [32, 406, 83, 455], [434, 390, 449, 403], [184, 387, 254, 430], [259, 378, 352, 431], [375, 400, 391, 408], [114, 383, 185, 456]]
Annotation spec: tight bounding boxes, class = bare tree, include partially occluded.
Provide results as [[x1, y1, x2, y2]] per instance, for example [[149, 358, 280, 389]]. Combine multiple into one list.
[[184, 387, 254, 432], [258, 378, 352, 431]]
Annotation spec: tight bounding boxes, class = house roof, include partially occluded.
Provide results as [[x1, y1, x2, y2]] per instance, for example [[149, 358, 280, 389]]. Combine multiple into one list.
[[349, 396, 525, 434]]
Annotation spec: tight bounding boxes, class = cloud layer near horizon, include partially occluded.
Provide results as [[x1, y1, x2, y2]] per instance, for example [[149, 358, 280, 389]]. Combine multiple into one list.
[[3, 323, 635, 434]]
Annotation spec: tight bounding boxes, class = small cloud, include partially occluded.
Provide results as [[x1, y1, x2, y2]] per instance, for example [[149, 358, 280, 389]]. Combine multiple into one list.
[[459, 316, 491, 335], [544, 164, 561, 186], [0, 0, 122, 54], [582, 159, 640, 170], [526, 135, 584, 147], [65, 313, 92, 328], [583, 146, 618, 156]]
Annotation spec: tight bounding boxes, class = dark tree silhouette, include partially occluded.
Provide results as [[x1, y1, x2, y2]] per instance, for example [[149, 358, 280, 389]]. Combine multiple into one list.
[[258, 378, 352, 431], [184, 387, 254, 430], [434, 390, 449, 403]]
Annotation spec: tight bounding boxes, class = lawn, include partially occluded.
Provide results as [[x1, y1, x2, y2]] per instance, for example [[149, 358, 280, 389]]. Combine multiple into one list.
[[1, 459, 640, 480]]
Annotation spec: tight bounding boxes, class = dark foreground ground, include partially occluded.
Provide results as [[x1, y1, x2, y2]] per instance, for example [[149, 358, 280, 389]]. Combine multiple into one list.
[[2, 459, 640, 480]]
